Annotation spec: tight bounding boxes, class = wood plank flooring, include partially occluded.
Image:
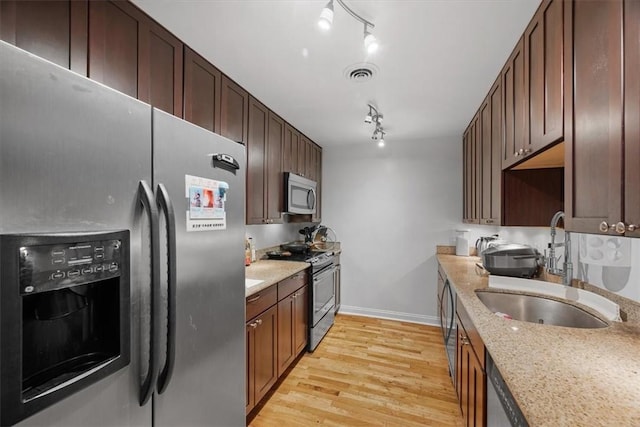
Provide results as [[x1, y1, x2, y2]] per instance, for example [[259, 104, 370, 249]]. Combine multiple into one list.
[[249, 314, 463, 427]]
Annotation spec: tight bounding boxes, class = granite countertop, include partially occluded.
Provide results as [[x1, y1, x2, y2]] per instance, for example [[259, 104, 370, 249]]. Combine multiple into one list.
[[437, 254, 640, 427], [245, 260, 309, 297]]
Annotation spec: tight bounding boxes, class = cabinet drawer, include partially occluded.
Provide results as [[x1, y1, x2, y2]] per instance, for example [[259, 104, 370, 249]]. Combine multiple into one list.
[[246, 285, 277, 321], [277, 270, 307, 301]]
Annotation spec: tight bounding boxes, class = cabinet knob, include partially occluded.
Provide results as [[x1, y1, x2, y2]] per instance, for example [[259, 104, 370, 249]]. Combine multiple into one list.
[[524, 148, 531, 154], [255, 319, 263, 326], [615, 222, 627, 235], [461, 336, 470, 346], [627, 224, 639, 232], [599, 221, 613, 233], [249, 322, 258, 329]]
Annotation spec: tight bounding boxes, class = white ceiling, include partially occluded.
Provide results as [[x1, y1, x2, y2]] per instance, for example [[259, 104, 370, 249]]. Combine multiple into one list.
[[131, 0, 541, 147]]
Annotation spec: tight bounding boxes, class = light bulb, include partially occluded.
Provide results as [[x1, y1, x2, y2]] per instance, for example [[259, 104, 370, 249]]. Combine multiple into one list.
[[364, 32, 379, 54], [318, 1, 334, 31], [378, 138, 385, 147]]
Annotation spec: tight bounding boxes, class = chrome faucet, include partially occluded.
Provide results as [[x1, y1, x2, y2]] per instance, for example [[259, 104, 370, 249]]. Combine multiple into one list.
[[547, 211, 573, 287]]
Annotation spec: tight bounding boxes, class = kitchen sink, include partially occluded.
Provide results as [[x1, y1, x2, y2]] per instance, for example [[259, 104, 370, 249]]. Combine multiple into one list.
[[475, 290, 608, 329]]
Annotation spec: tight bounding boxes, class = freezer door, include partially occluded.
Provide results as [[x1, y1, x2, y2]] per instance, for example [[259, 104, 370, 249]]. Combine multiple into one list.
[[0, 42, 152, 426], [152, 109, 246, 426]]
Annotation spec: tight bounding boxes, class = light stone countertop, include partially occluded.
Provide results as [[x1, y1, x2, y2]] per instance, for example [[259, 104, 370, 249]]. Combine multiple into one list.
[[437, 254, 640, 426], [244, 259, 309, 297]]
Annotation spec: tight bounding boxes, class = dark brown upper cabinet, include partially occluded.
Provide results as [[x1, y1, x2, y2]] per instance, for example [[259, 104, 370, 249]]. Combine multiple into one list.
[[625, 0, 640, 238], [463, 114, 480, 224], [266, 111, 284, 224], [138, 20, 183, 118], [0, 0, 88, 75], [525, 0, 564, 153], [88, 1, 143, 98], [501, 37, 526, 169], [283, 124, 300, 174], [480, 78, 502, 225], [220, 75, 249, 144], [89, 1, 183, 115], [183, 46, 222, 133], [247, 96, 268, 225], [564, 0, 624, 235]]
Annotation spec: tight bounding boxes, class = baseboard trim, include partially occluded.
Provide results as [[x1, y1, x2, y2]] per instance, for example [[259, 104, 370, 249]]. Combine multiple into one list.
[[338, 305, 440, 327]]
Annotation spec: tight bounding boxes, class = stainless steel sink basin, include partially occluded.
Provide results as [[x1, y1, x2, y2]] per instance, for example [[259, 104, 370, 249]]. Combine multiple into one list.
[[475, 290, 608, 329]]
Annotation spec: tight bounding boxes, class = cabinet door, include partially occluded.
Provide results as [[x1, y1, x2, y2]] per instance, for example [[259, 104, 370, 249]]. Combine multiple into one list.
[[456, 321, 486, 427], [474, 115, 482, 224], [0, 0, 87, 74], [266, 111, 284, 223], [466, 114, 480, 224], [253, 305, 278, 407], [624, 0, 640, 238], [502, 37, 526, 169], [277, 294, 295, 377], [311, 144, 322, 222], [88, 1, 144, 98], [247, 96, 268, 224], [489, 79, 502, 225], [462, 129, 471, 222], [297, 136, 308, 177], [564, 0, 623, 234], [293, 285, 309, 355], [138, 20, 183, 117], [283, 124, 300, 173], [525, 0, 564, 152], [246, 322, 255, 414], [220, 75, 249, 144], [183, 47, 222, 133]]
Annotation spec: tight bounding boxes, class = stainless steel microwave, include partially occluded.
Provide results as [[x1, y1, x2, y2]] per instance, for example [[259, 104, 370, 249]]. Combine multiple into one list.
[[284, 172, 317, 215]]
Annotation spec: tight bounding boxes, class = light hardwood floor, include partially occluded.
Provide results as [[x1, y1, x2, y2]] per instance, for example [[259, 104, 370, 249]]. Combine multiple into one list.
[[249, 314, 463, 427]]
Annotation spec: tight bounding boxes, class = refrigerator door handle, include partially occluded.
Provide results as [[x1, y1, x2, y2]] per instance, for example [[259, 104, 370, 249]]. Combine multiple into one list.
[[155, 183, 176, 394], [138, 180, 161, 406]]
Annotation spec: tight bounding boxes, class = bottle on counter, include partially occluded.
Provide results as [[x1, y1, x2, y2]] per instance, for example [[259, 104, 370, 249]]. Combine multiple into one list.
[[248, 237, 256, 262], [245, 239, 251, 266]]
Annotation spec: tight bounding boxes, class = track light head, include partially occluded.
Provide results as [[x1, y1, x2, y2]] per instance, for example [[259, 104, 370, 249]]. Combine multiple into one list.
[[364, 26, 379, 54], [318, 0, 334, 31], [364, 114, 372, 124]]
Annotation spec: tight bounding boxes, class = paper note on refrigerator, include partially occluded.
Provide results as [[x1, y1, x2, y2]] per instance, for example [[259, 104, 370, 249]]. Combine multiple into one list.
[[185, 174, 228, 231]]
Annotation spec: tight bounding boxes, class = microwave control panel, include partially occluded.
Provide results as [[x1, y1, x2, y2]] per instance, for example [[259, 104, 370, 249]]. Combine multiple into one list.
[[19, 239, 122, 294]]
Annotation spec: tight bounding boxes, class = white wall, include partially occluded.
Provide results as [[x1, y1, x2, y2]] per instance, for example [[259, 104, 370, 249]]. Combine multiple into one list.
[[322, 137, 463, 325]]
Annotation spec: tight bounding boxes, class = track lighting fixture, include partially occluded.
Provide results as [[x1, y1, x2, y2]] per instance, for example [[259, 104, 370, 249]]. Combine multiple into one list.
[[365, 104, 386, 147], [364, 25, 379, 54], [318, 0, 334, 31], [317, 0, 380, 53]]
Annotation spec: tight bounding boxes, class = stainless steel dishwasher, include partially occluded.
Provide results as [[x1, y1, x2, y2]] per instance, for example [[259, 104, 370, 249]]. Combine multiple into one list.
[[486, 352, 529, 426]]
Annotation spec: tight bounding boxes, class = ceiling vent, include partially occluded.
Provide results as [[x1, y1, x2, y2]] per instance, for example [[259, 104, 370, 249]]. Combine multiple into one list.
[[344, 63, 378, 83]]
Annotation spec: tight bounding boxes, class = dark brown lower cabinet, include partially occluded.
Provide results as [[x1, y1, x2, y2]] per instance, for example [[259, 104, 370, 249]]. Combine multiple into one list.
[[246, 304, 277, 415], [246, 270, 309, 417], [456, 304, 486, 427], [277, 284, 308, 376]]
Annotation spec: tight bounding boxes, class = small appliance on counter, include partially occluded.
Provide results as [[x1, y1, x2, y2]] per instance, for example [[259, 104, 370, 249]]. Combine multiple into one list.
[[455, 229, 470, 256], [480, 244, 543, 278]]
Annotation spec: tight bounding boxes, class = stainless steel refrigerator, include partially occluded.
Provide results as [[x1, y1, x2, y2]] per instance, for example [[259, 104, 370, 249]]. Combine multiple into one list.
[[0, 41, 246, 426]]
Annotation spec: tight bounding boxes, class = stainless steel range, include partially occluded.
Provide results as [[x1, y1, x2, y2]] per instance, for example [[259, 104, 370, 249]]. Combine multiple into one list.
[[268, 250, 336, 351]]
